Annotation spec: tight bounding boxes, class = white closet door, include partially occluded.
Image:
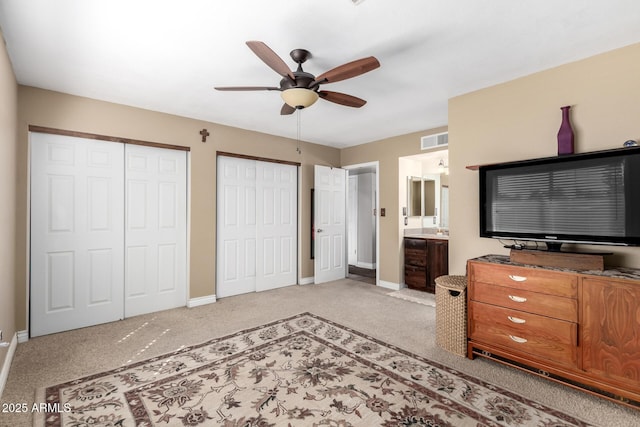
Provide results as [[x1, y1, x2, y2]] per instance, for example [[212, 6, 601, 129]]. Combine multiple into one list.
[[217, 156, 297, 297], [217, 156, 257, 297], [255, 162, 297, 292], [30, 133, 125, 337], [124, 144, 187, 317]]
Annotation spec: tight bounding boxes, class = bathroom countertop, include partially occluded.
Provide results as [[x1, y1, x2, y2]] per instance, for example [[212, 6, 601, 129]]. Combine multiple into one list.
[[404, 233, 449, 240]]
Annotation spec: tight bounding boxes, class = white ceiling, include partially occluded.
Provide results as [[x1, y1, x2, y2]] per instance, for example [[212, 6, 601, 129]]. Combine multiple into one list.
[[1, 0, 640, 148]]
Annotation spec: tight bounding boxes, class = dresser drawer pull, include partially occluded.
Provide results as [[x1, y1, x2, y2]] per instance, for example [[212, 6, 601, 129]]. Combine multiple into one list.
[[508, 295, 527, 303], [509, 335, 528, 343], [508, 275, 527, 282], [508, 316, 526, 324]]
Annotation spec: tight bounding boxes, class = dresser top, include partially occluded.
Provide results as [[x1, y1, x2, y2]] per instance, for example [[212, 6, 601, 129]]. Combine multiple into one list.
[[472, 254, 640, 281]]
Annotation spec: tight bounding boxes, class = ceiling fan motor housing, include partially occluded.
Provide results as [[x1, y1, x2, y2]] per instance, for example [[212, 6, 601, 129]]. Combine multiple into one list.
[[280, 72, 316, 91]]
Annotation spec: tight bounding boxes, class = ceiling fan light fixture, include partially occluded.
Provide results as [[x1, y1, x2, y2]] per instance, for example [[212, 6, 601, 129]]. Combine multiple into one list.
[[281, 88, 319, 109]]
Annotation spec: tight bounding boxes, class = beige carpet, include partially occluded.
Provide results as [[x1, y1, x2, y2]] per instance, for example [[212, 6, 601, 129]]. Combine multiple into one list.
[[1, 279, 637, 426]]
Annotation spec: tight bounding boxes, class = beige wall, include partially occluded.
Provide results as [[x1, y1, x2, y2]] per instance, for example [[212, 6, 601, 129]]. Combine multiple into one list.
[[0, 31, 18, 372], [15, 86, 340, 331], [10, 41, 640, 335], [449, 42, 640, 273], [340, 127, 447, 285]]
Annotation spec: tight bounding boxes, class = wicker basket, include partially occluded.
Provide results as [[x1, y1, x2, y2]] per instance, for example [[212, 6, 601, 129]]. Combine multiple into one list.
[[435, 275, 468, 357]]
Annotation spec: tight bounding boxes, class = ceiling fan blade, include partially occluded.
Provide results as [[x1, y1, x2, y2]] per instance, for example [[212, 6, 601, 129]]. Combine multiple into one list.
[[214, 86, 280, 91], [318, 91, 367, 108], [246, 41, 295, 80], [314, 56, 380, 84], [280, 103, 296, 115]]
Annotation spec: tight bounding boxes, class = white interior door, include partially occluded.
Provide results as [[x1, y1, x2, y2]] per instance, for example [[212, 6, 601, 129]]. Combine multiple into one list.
[[314, 165, 347, 284], [30, 133, 124, 337], [124, 144, 187, 317], [216, 156, 257, 298], [255, 161, 297, 292]]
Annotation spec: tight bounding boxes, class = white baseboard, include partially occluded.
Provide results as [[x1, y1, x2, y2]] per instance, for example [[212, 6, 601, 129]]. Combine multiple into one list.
[[378, 280, 401, 291], [0, 333, 18, 399], [299, 277, 314, 285], [17, 330, 28, 343], [187, 295, 217, 308]]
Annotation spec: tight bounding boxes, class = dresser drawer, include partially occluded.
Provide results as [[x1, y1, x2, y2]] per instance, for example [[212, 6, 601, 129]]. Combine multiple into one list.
[[469, 281, 578, 322], [470, 262, 577, 298], [469, 301, 578, 367]]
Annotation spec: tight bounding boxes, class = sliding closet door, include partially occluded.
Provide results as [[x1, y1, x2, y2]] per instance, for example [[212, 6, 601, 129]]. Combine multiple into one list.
[[217, 156, 257, 298], [124, 144, 187, 317], [255, 161, 297, 291], [31, 134, 188, 336], [30, 133, 125, 337], [217, 156, 297, 297]]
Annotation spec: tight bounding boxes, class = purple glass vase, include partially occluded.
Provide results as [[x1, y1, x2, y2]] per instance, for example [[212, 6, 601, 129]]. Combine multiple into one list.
[[557, 105, 574, 155]]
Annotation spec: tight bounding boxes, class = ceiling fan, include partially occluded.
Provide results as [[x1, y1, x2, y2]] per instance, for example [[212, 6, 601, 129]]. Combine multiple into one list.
[[215, 41, 380, 115]]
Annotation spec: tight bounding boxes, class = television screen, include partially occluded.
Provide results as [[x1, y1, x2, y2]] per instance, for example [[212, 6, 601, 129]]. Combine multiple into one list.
[[479, 147, 640, 248]]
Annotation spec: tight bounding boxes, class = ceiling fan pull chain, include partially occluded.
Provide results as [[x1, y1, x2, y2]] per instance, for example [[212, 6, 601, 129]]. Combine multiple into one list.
[[296, 109, 302, 154]]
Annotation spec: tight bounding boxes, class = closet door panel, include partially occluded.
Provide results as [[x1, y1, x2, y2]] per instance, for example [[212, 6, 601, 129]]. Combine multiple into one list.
[[30, 133, 124, 337], [124, 144, 187, 317], [216, 156, 257, 297], [255, 162, 297, 292], [88, 248, 115, 304], [217, 157, 297, 296]]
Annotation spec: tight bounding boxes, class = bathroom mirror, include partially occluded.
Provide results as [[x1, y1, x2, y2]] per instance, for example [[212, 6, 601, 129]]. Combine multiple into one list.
[[407, 174, 440, 220], [423, 179, 436, 216], [408, 176, 422, 216]]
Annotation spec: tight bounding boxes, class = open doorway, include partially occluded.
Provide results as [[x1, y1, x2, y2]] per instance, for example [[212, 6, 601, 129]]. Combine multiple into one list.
[[344, 162, 378, 285]]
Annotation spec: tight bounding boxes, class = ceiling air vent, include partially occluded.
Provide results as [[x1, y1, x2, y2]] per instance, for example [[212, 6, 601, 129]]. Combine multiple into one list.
[[421, 132, 448, 150]]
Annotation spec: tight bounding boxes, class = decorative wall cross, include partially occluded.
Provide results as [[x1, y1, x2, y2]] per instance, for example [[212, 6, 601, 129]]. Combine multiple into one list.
[[200, 128, 210, 142]]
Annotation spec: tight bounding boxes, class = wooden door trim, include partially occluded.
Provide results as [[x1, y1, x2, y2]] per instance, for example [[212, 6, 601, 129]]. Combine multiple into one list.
[[28, 125, 190, 152], [217, 151, 301, 167]]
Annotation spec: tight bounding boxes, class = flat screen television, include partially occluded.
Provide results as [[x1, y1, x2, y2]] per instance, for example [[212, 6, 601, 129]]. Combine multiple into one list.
[[479, 146, 640, 251]]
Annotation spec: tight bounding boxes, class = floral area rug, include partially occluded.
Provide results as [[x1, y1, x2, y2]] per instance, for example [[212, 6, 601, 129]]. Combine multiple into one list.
[[37, 312, 591, 426]]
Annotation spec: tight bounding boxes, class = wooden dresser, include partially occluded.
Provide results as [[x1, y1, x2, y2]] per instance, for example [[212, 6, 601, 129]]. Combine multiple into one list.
[[404, 237, 448, 293], [467, 255, 640, 409]]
